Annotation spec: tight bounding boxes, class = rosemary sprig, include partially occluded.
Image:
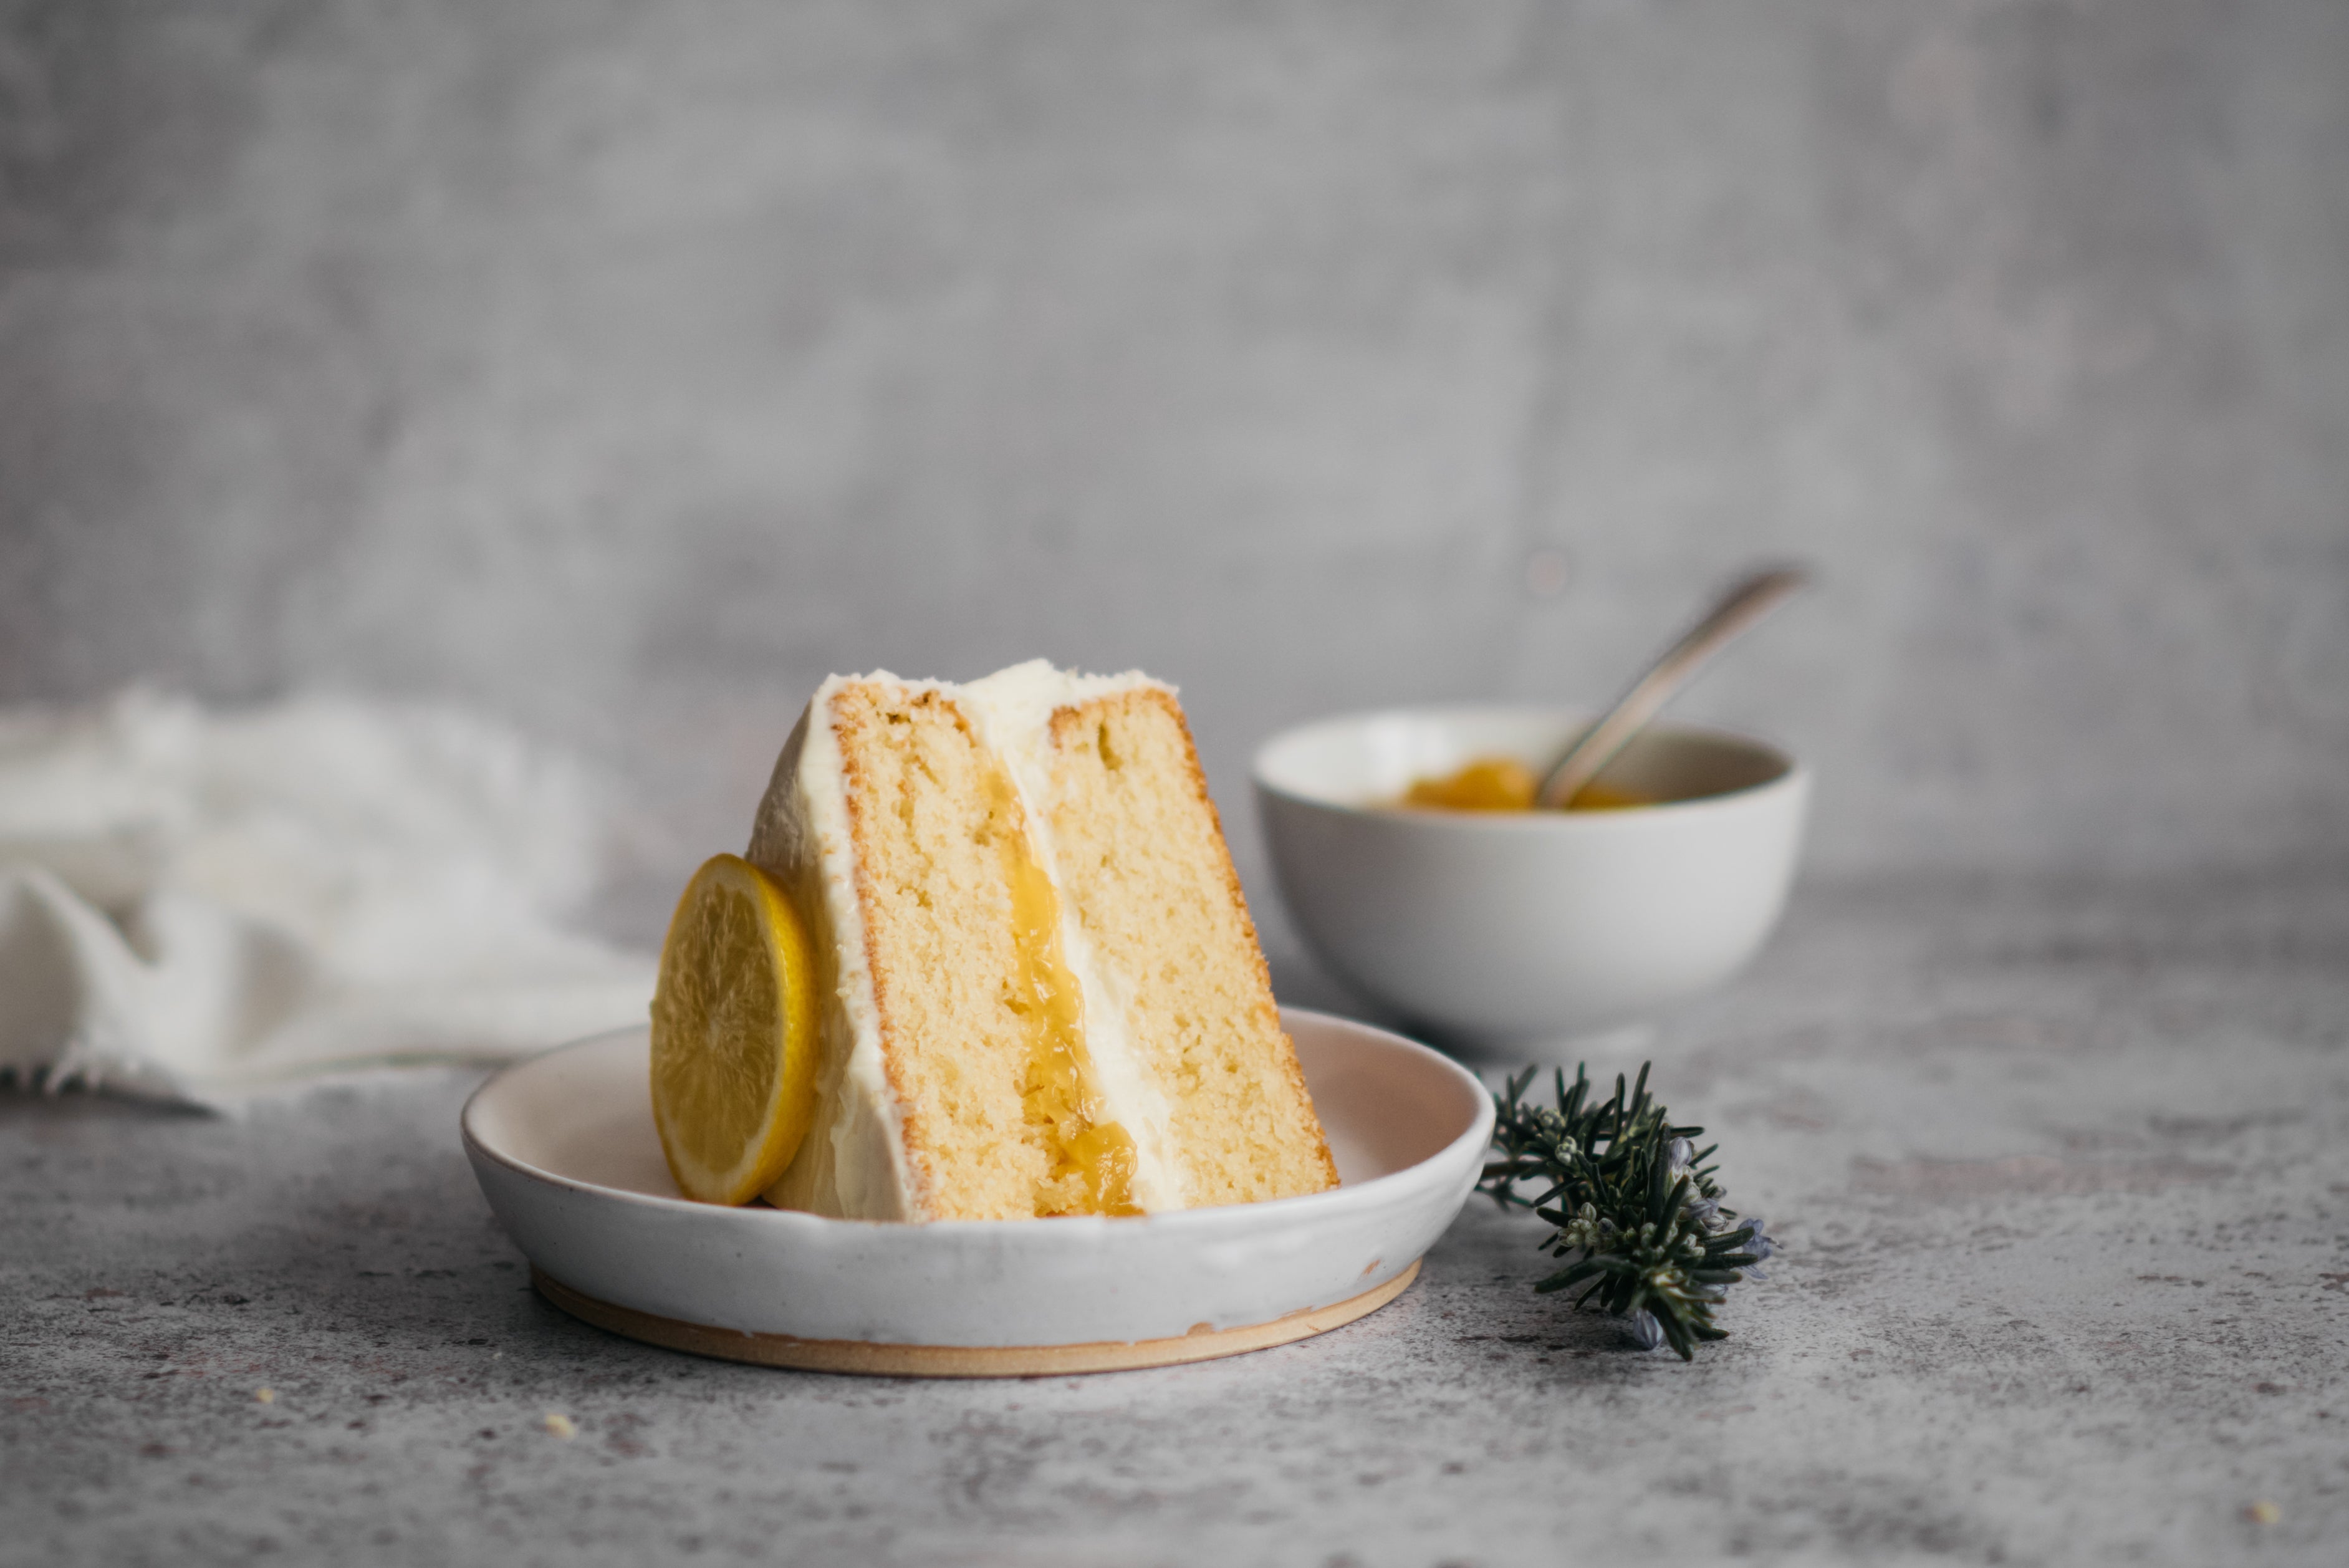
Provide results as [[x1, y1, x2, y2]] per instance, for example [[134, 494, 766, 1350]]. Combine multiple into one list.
[[1479, 1062, 1774, 1360]]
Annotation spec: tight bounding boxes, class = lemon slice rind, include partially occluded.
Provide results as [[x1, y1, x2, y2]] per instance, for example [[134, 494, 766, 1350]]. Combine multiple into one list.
[[649, 854, 819, 1206]]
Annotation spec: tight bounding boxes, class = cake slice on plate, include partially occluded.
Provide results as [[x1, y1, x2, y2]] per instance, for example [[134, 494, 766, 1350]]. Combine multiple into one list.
[[744, 661, 1336, 1221]]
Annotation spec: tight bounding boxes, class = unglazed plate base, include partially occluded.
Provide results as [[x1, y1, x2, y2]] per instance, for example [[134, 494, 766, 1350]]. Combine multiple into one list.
[[464, 1008, 1492, 1376], [534, 1258, 1422, 1376]]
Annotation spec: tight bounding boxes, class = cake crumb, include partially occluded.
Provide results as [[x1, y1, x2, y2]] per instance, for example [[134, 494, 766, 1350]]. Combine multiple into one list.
[[254, 1388, 275, 1405], [542, 1412, 576, 1440]]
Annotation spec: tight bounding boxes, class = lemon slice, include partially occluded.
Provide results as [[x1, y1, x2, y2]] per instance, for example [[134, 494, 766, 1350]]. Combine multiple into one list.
[[649, 854, 819, 1205]]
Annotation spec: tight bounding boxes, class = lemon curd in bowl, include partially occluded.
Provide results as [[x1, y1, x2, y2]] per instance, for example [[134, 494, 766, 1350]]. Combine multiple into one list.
[[1398, 756, 1650, 813], [1254, 706, 1809, 1051]]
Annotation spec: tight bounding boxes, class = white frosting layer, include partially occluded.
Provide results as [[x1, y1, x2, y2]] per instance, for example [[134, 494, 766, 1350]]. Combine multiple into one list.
[[752, 661, 1181, 1221], [749, 676, 917, 1221]]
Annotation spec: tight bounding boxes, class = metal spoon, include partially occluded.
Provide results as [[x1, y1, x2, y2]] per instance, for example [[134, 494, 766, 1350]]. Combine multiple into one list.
[[1535, 565, 1810, 810]]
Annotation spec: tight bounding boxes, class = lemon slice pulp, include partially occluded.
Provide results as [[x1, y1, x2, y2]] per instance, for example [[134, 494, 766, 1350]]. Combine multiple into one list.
[[649, 854, 819, 1205]]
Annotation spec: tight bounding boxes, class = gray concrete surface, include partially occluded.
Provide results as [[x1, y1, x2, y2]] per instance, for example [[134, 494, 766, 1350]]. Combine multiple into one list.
[[2, 1, 2346, 920], [6, 869, 2345, 1566], [5, 6, 2347, 1563]]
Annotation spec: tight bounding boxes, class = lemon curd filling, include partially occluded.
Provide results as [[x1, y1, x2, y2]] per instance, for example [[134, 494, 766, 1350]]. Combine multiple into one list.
[[983, 767, 1141, 1217]]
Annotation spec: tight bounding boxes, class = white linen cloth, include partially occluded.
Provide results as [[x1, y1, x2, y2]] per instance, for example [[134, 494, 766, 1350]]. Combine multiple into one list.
[[0, 690, 655, 1105]]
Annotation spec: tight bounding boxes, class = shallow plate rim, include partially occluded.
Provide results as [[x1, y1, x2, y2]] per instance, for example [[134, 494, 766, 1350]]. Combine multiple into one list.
[[459, 1006, 1496, 1236]]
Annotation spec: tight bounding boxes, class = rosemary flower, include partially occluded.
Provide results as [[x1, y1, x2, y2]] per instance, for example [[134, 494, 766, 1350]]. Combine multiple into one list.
[[1553, 1201, 1606, 1254]]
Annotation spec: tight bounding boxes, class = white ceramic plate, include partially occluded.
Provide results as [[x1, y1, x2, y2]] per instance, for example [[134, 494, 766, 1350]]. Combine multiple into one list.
[[462, 1008, 1494, 1376]]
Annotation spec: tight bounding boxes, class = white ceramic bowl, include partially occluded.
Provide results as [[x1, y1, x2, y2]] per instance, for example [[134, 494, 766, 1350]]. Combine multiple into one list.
[[1254, 706, 1809, 1050], [461, 1009, 1493, 1373]]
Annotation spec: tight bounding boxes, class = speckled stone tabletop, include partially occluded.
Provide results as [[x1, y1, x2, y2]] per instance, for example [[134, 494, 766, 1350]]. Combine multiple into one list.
[[5, 870, 2345, 1567]]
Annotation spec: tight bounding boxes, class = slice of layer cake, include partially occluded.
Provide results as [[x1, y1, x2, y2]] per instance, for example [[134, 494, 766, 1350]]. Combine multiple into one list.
[[745, 661, 1337, 1221]]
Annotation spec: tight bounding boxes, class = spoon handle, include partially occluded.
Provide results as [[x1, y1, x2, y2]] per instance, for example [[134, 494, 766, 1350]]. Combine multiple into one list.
[[1535, 565, 1810, 810]]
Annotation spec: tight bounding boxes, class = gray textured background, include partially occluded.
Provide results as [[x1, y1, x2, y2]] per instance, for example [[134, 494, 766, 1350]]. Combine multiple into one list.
[[1, 0, 2344, 942], [7, 9, 2349, 1564]]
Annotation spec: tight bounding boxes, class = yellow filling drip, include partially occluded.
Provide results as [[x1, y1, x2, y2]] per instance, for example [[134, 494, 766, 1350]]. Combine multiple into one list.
[[984, 767, 1141, 1217]]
